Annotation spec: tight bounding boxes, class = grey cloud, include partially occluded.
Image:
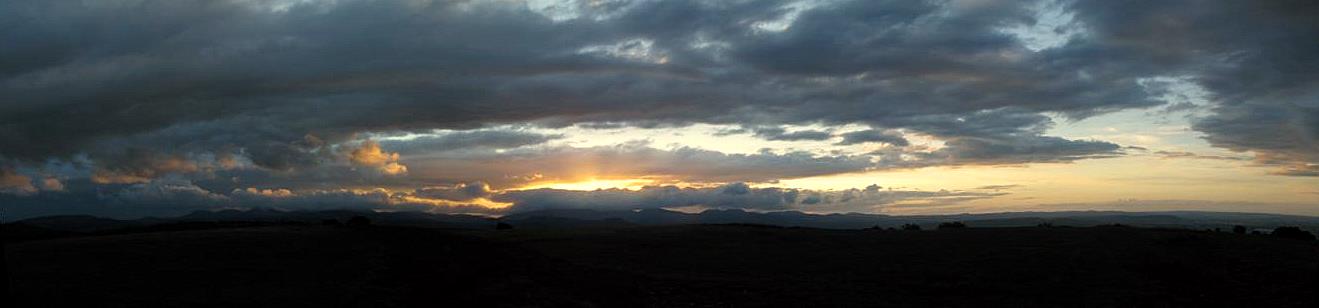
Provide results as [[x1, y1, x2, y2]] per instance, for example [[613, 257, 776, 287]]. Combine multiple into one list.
[[1065, 0, 1319, 175], [379, 130, 562, 155], [2, 0, 1147, 177], [932, 136, 1121, 165], [835, 129, 909, 146], [1153, 151, 1249, 161], [975, 185, 1021, 191], [0, 180, 191, 219], [744, 126, 834, 141], [6, 0, 1315, 221], [107, 178, 229, 207], [1193, 103, 1319, 176], [494, 184, 799, 212], [492, 182, 1002, 214], [1, 179, 1001, 220]]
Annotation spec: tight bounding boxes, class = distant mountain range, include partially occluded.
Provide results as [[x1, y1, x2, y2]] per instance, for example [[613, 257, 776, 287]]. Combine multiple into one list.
[[8, 207, 1319, 240], [502, 208, 1319, 232]]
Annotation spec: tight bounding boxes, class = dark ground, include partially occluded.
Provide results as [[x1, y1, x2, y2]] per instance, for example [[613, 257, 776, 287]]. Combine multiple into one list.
[[6, 224, 1318, 307]]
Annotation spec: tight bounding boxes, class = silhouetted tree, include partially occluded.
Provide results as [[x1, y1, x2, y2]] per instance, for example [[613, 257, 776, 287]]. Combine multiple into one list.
[[901, 224, 922, 231], [1271, 226, 1316, 241], [937, 221, 966, 230], [495, 222, 514, 230], [1232, 225, 1247, 234], [346, 216, 372, 227], [322, 219, 342, 226]]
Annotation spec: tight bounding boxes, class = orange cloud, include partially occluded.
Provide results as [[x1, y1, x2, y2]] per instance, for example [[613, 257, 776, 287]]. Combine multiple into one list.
[[347, 140, 408, 175], [238, 187, 295, 198], [40, 177, 64, 191], [91, 154, 202, 184], [0, 170, 36, 195], [91, 172, 153, 184]]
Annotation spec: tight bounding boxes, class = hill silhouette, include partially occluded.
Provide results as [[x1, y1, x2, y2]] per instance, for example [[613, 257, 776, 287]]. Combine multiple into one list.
[[7, 223, 1317, 307], [9, 208, 1319, 243]]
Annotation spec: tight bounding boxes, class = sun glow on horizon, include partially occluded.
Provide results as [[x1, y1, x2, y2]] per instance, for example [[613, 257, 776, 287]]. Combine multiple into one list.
[[400, 196, 514, 209]]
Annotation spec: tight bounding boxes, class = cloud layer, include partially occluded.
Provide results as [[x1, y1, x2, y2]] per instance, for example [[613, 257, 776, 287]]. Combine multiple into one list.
[[2, 0, 1316, 217]]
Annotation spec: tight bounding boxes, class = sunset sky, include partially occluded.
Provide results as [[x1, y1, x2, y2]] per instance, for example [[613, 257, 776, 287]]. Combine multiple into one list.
[[2, 0, 1317, 219]]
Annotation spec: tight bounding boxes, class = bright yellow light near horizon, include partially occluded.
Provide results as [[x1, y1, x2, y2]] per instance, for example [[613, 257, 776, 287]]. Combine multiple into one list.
[[521, 178, 656, 191]]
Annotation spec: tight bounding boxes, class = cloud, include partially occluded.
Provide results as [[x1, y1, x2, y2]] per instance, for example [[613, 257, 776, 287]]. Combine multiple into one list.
[[3, 0, 1316, 217], [0, 167, 37, 196], [413, 181, 493, 202], [380, 130, 562, 155], [1, 177, 1006, 220], [234, 187, 295, 198], [735, 126, 834, 141], [930, 135, 1121, 165], [1193, 104, 1319, 176], [38, 176, 64, 192], [1064, 0, 1319, 175], [1, 0, 1142, 179], [345, 140, 407, 175], [975, 185, 1021, 191], [1153, 151, 1249, 161], [108, 178, 230, 207], [492, 182, 1002, 214], [835, 129, 909, 146]]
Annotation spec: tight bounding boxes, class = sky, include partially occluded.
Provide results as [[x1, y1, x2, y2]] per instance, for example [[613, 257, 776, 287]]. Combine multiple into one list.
[[1, 0, 1317, 220]]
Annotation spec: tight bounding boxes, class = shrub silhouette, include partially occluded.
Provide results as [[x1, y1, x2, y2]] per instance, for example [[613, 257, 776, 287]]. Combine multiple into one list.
[[937, 222, 967, 230], [1271, 226, 1316, 241], [495, 222, 514, 230], [346, 216, 372, 227], [901, 224, 922, 231], [1232, 225, 1247, 234], [321, 219, 342, 226]]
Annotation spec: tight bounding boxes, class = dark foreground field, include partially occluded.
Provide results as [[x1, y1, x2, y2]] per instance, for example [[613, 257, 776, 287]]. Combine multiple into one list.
[[7, 225, 1319, 307]]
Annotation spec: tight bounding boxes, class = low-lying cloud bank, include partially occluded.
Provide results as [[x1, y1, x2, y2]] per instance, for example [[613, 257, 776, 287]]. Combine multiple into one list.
[[0, 180, 1000, 220]]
